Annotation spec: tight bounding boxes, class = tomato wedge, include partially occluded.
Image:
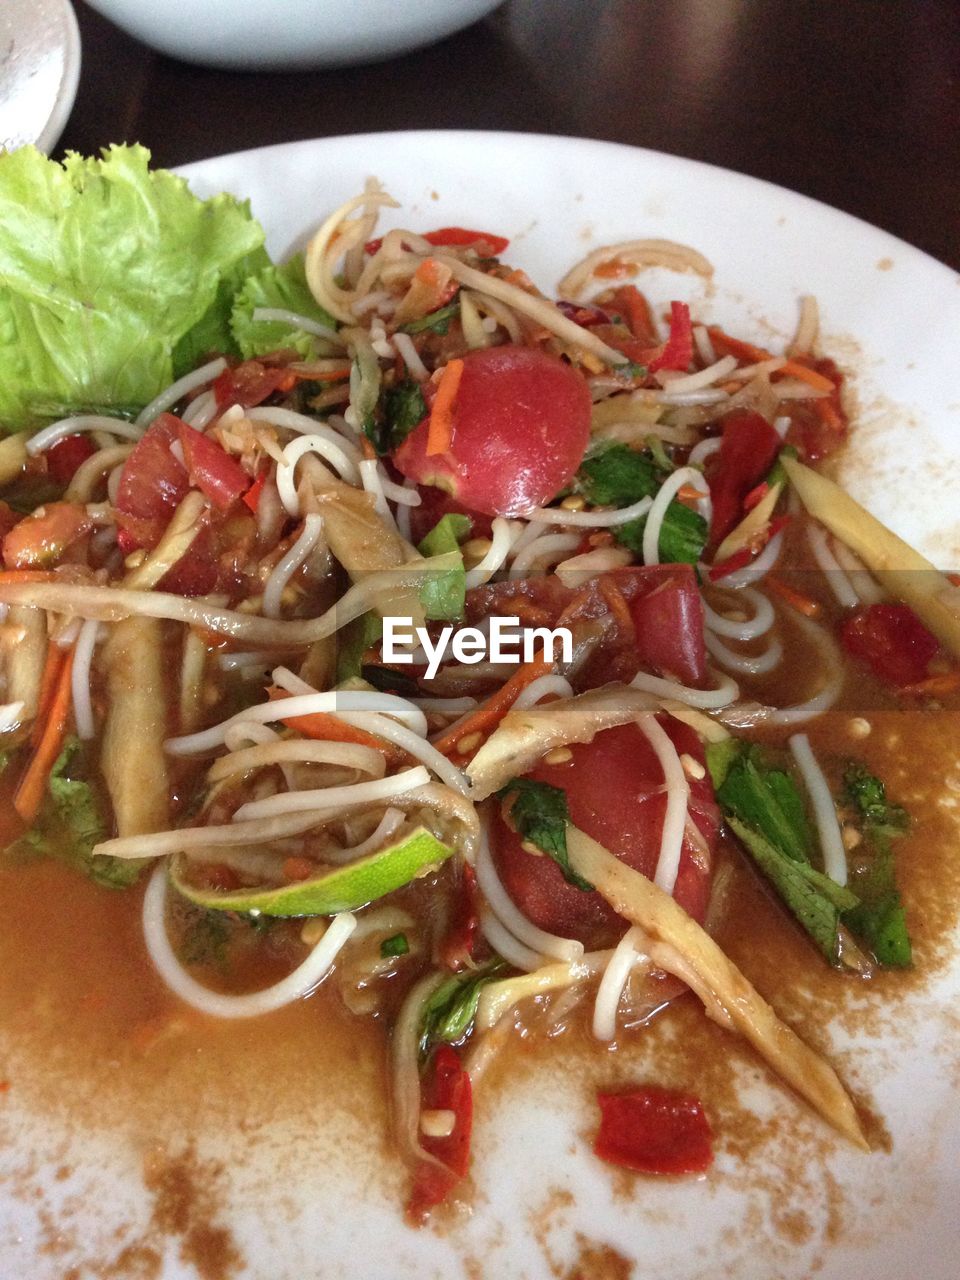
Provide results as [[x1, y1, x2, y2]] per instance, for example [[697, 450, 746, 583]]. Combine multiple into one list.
[[46, 434, 96, 486], [177, 422, 250, 512], [2, 502, 92, 569], [595, 1087, 713, 1175], [213, 360, 292, 410], [394, 346, 592, 518], [114, 413, 190, 547], [406, 1045, 473, 1222], [491, 717, 718, 945], [841, 603, 939, 687]]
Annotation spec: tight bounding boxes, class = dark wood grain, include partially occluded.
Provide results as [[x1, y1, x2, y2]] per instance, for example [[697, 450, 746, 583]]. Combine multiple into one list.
[[59, 0, 960, 269]]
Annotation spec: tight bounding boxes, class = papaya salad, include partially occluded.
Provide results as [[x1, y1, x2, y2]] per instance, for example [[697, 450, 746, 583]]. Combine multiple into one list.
[[1, 145, 958, 1221]]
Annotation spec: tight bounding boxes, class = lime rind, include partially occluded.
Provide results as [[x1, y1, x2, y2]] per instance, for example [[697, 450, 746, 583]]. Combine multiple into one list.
[[170, 826, 453, 917]]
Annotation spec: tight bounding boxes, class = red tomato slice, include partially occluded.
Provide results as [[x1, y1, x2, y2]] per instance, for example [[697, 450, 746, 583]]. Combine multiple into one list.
[[2, 502, 92, 569], [628, 566, 706, 686], [594, 1087, 713, 1175], [177, 422, 250, 512], [213, 360, 291, 410], [115, 414, 190, 545], [706, 409, 782, 548], [406, 1045, 473, 1222], [393, 346, 592, 518], [841, 603, 939, 687], [46, 434, 96, 486], [491, 718, 718, 945]]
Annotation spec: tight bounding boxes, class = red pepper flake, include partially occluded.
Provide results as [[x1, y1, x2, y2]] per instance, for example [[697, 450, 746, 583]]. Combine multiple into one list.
[[594, 1086, 713, 1175]]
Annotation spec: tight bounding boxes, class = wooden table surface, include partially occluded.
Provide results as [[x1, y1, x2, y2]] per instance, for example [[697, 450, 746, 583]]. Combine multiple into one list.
[[61, 0, 960, 271]]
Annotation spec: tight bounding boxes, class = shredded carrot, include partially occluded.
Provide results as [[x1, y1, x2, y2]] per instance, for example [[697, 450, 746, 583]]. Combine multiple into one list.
[[677, 482, 706, 504], [814, 398, 846, 433], [0, 569, 60, 584], [900, 669, 960, 698], [598, 575, 636, 639], [282, 856, 316, 882], [611, 285, 657, 344], [30, 641, 67, 747], [593, 259, 633, 280], [707, 327, 836, 394], [426, 359, 464, 457], [432, 655, 552, 757], [360, 435, 377, 461], [766, 575, 822, 618], [14, 647, 75, 825], [267, 688, 405, 767]]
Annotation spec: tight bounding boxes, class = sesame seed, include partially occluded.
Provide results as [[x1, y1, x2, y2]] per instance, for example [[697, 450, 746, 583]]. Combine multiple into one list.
[[543, 746, 573, 765], [456, 731, 483, 755], [680, 752, 706, 780], [560, 494, 586, 511]]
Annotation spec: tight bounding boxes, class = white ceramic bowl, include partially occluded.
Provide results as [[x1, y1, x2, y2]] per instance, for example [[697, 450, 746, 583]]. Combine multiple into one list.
[[85, 0, 503, 70], [0, 0, 81, 152]]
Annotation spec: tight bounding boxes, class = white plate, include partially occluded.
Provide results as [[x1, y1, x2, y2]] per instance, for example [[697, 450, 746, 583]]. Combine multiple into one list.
[[0, 0, 81, 153], [2, 132, 959, 1280]]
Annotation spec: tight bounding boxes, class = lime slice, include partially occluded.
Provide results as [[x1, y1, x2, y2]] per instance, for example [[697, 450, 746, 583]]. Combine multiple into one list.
[[170, 826, 453, 917]]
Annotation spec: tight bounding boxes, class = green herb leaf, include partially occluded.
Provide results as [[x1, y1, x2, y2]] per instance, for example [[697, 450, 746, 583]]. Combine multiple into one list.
[[380, 932, 410, 958], [577, 443, 707, 566], [16, 737, 143, 888], [179, 908, 231, 969], [840, 762, 912, 967], [711, 742, 812, 864], [380, 378, 428, 453], [399, 298, 461, 336], [419, 961, 504, 1056], [496, 777, 593, 892], [229, 253, 337, 360], [0, 144, 267, 428], [727, 817, 856, 964], [418, 515, 470, 621], [335, 610, 383, 683]]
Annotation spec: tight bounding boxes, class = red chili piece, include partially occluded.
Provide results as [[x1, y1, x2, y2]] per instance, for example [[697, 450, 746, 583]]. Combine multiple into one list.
[[594, 1086, 713, 1175], [406, 1045, 473, 1223]]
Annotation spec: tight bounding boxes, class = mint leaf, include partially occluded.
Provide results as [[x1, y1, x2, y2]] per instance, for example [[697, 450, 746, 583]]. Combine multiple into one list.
[[398, 299, 460, 336], [419, 961, 504, 1056]]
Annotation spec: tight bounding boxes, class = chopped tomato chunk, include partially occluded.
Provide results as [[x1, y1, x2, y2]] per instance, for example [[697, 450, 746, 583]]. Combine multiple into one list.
[[2, 502, 92, 569], [115, 413, 190, 546], [841, 603, 940, 687], [46, 434, 96, 486], [177, 422, 250, 512]]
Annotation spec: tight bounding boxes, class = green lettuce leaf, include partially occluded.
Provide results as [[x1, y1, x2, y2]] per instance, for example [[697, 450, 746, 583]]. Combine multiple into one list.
[[418, 514, 470, 621], [0, 144, 266, 428], [229, 253, 337, 360]]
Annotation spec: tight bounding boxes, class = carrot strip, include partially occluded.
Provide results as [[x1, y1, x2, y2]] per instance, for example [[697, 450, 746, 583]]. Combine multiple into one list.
[[598, 575, 636, 640], [14, 647, 75, 825], [814, 398, 846, 433], [707, 327, 836, 394], [766, 575, 822, 618], [30, 642, 67, 748], [432, 655, 551, 757], [267, 688, 405, 767], [426, 359, 465, 457], [899, 669, 960, 698], [0, 570, 60, 584]]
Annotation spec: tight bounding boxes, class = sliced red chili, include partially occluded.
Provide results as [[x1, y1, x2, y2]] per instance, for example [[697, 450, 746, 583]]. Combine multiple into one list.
[[406, 1045, 473, 1223], [594, 1086, 713, 1176]]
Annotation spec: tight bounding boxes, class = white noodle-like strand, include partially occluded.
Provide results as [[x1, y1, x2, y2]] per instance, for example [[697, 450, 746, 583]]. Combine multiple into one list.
[[629, 667, 739, 709], [277, 435, 360, 514], [464, 518, 518, 589], [702, 587, 775, 640], [143, 862, 356, 1019], [135, 357, 227, 427], [592, 926, 649, 1042], [478, 908, 550, 972], [262, 514, 324, 618], [807, 523, 860, 609], [475, 823, 584, 963], [250, 307, 341, 343], [643, 466, 705, 566], [705, 630, 784, 676], [512, 674, 575, 710], [71, 618, 103, 740], [524, 495, 653, 528], [232, 766, 430, 822], [27, 416, 145, 454], [789, 733, 848, 885], [635, 713, 689, 895]]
